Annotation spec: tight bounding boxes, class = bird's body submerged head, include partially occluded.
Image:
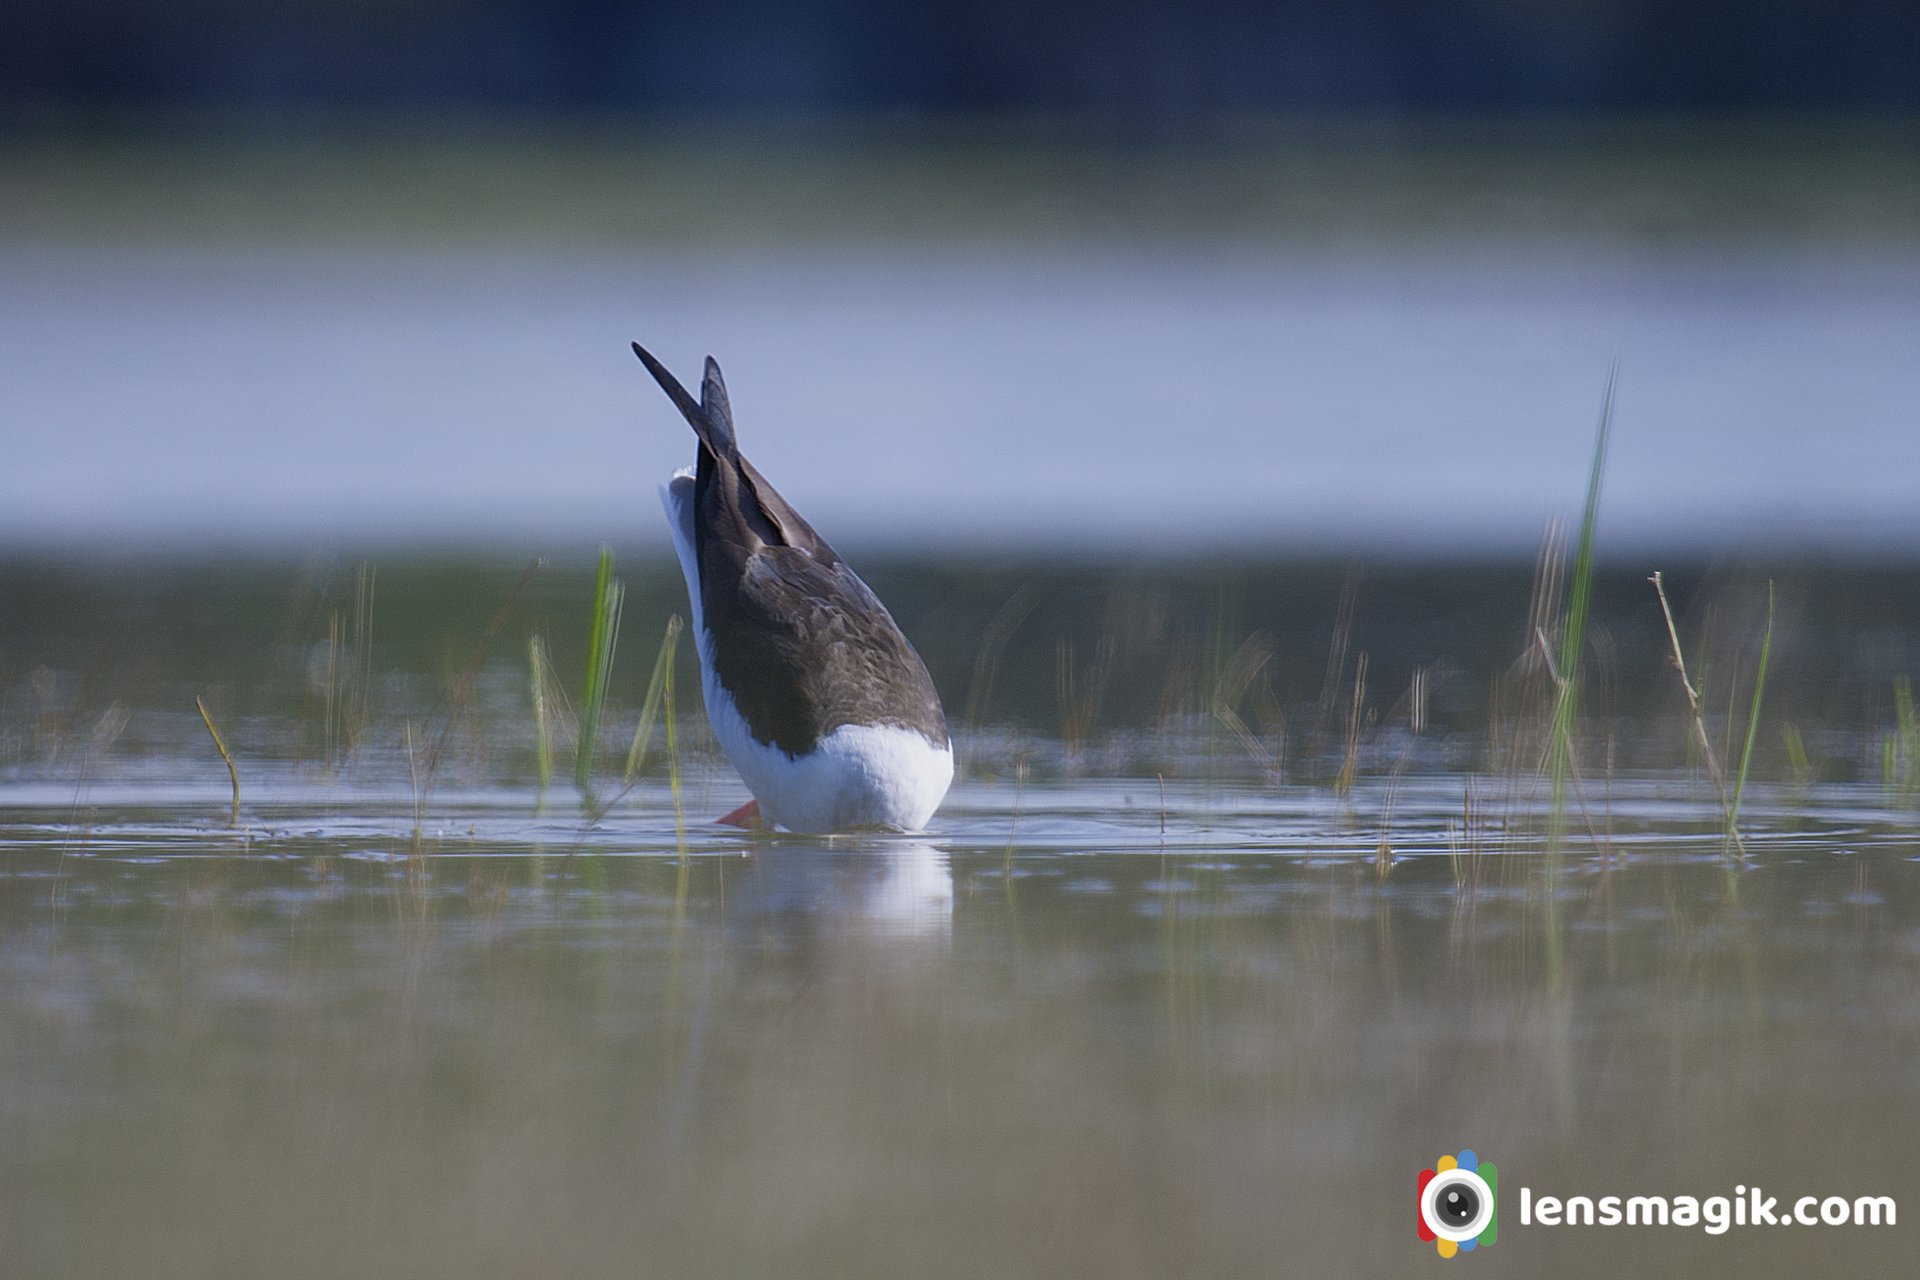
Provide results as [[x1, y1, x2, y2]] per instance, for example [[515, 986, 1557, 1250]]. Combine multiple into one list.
[[635, 344, 952, 834]]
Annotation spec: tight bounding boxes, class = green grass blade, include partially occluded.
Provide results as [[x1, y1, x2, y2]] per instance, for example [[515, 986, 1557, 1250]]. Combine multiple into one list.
[[1548, 365, 1615, 841], [1780, 721, 1810, 786], [1895, 675, 1917, 796], [575, 546, 623, 799], [1728, 581, 1775, 843], [529, 633, 554, 808], [193, 695, 242, 828], [663, 635, 686, 856], [624, 614, 685, 783]]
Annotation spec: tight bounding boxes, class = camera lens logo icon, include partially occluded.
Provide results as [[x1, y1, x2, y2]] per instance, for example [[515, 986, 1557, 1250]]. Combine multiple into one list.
[[1417, 1150, 1497, 1258]]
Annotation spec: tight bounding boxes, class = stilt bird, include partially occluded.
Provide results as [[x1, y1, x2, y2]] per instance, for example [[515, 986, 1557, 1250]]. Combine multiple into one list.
[[633, 344, 952, 833]]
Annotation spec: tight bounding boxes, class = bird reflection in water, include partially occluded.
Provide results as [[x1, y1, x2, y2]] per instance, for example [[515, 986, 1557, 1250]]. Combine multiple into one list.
[[725, 841, 952, 941]]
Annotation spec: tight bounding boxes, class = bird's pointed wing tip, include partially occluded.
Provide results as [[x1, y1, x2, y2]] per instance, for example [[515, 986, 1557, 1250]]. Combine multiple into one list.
[[634, 342, 745, 460]]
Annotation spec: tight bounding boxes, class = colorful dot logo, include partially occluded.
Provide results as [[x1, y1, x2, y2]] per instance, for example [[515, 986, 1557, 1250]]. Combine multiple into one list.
[[1418, 1149, 1498, 1258]]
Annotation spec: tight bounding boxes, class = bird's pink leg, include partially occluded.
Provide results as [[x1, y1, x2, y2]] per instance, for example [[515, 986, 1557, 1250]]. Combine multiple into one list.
[[716, 799, 763, 829]]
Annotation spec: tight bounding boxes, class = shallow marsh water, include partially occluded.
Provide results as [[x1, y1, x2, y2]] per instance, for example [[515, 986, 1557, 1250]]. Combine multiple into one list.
[[6, 238, 1918, 555], [3, 770, 1918, 1278], [4, 553, 1920, 1276]]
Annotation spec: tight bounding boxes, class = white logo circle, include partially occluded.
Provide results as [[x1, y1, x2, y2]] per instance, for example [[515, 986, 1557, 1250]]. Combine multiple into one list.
[[1421, 1168, 1495, 1243]]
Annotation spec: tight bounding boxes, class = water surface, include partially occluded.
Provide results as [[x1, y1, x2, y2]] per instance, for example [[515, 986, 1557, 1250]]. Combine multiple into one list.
[[3, 764, 1917, 1278], [5, 242, 1917, 553]]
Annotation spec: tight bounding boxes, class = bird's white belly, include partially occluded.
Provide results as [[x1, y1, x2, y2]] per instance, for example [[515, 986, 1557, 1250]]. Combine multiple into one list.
[[703, 671, 953, 833], [662, 471, 952, 833]]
